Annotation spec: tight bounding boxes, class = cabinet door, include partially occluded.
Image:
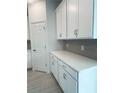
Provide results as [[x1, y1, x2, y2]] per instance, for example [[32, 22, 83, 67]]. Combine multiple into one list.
[[67, 0, 78, 39], [58, 65, 77, 93], [58, 66, 67, 93], [56, 0, 67, 39], [93, 0, 97, 38], [61, 0, 67, 39], [56, 6, 62, 39], [50, 56, 58, 80], [53, 57, 58, 81], [78, 0, 94, 38], [66, 72, 77, 93], [50, 55, 54, 74]]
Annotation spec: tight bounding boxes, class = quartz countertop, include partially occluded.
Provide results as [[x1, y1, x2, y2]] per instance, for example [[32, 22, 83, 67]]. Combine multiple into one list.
[[50, 50, 97, 72]]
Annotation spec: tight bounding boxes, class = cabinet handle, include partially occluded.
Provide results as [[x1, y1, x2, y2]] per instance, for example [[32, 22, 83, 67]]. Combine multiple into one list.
[[59, 33, 62, 37], [63, 65, 66, 69], [74, 29, 78, 37], [63, 73, 67, 80]]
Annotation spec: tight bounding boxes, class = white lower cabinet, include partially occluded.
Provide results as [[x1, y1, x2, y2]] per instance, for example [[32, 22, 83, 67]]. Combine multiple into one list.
[[58, 65, 67, 92], [50, 54, 77, 93], [50, 52, 96, 93], [50, 55, 58, 81], [66, 72, 77, 93], [58, 65, 77, 93]]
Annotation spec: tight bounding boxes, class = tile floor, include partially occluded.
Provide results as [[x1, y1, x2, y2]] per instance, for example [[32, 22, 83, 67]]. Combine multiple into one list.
[[27, 70, 63, 93]]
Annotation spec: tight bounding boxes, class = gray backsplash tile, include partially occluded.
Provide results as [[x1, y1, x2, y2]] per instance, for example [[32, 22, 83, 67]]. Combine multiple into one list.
[[63, 39, 97, 60]]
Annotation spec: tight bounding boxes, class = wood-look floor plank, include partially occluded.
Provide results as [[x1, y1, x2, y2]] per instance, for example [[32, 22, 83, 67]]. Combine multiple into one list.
[[27, 70, 63, 93]]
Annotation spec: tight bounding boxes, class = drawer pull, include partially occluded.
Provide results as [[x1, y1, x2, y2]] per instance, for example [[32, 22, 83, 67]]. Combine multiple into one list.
[[58, 60, 78, 80], [63, 65, 66, 69], [63, 73, 67, 80]]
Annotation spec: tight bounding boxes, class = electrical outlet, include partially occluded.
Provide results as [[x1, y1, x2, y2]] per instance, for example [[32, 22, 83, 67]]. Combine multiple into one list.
[[81, 45, 85, 51], [66, 43, 69, 48]]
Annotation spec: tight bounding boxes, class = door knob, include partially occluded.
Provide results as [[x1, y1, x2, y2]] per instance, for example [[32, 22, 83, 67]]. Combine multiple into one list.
[[33, 49, 36, 51]]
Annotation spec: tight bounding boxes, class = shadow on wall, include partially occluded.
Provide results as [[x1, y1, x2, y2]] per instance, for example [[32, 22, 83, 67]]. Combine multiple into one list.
[[63, 39, 97, 60]]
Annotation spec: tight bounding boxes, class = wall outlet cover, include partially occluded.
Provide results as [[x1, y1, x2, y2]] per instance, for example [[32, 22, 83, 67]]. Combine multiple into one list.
[[66, 43, 69, 48], [81, 45, 85, 51]]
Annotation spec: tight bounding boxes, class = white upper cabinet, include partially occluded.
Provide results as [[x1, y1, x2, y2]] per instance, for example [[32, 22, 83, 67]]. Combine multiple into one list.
[[78, 0, 94, 39], [28, 0, 46, 22], [56, 0, 67, 39], [93, 0, 97, 38], [56, 5, 62, 39], [67, 0, 78, 39], [56, 0, 96, 39]]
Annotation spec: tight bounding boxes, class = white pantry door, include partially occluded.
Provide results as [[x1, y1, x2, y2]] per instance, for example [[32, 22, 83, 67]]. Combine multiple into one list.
[[30, 22, 48, 72]]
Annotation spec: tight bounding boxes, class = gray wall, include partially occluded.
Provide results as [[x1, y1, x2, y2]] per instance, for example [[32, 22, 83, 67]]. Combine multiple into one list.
[[63, 39, 97, 60], [46, 0, 64, 72], [46, 0, 64, 51]]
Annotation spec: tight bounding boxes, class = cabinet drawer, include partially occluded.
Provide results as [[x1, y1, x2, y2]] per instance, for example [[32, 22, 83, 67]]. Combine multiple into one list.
[[50, 54, 57, 63], [50, 54, 54, 61], [58, 60, 78, 80]]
